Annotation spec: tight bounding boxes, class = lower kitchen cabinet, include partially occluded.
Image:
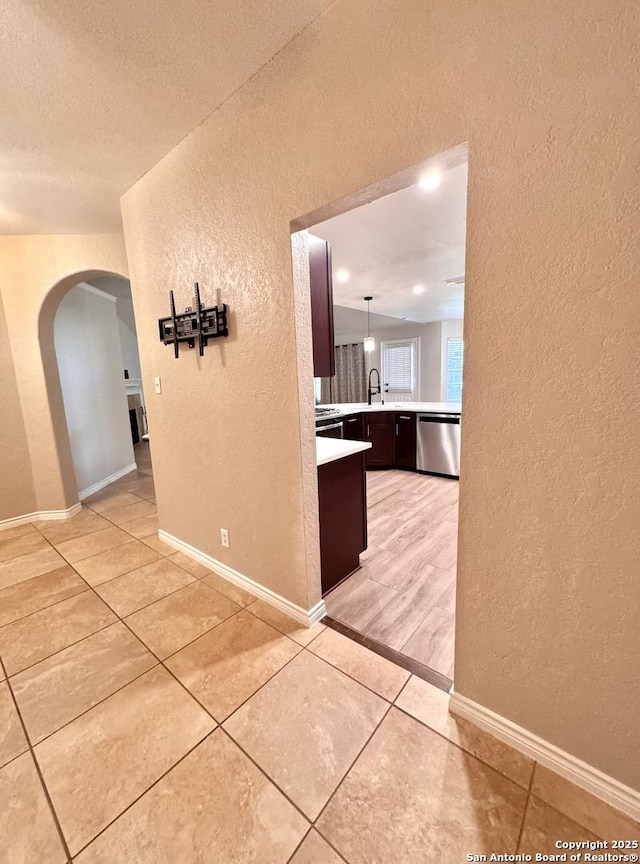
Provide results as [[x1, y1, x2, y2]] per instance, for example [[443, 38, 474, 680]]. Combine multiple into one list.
[[364, 412, 395, 468], [395, 412, 416, 470], [318, 452, 368, 595], [342, 413, 364, 440]]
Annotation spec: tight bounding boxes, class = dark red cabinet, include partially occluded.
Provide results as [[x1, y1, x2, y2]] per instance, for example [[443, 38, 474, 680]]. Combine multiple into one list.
[[318, 452, 368, 595], [308, 234, 335, 378], [395, 412, 416, 470], [342, 413, 364, 440], [364, 412, 395, 467]]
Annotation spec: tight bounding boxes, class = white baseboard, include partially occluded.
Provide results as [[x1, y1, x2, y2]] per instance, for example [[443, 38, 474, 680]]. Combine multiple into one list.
[[0, 502, 83, 531], [158, 529, 326, 627], [78, 463, 137, 500], [450, 693, 640, 822]]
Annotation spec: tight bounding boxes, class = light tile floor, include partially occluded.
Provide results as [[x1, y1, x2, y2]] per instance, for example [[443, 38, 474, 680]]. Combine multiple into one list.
[[1, 446, 638, 861]]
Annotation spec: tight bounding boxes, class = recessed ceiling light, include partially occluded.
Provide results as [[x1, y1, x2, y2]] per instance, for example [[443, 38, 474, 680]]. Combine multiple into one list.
[[336, 268, 350, 282], [412, 284, 426, 295], [418, 170, 442, 191]]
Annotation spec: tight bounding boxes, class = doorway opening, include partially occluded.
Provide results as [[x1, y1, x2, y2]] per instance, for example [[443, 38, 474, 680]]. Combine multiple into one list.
[[46, 274, 151, 502], [294, 143, 468, 690]]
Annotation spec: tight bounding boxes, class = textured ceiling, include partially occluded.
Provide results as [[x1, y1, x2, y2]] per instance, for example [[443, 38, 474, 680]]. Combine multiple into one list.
[[0, 0, 332, 234], [312, 161, 468, 323]]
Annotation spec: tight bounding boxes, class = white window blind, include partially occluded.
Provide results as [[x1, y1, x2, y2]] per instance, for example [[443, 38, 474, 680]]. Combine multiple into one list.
[[446, 337, 464, 402], [381, 339, 418, 399]]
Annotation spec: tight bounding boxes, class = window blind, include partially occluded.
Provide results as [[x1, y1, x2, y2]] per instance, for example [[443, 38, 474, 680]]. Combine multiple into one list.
[[383, 341, 416, 394], [446, 337, 464, 402]]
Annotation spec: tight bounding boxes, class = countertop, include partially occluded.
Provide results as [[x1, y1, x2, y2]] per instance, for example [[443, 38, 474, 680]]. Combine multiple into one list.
[[316, 437, 372, 467], [319, 401, 462, 415]]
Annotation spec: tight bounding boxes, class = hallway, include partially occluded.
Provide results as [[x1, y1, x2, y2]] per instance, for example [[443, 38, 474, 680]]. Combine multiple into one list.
[[0, 451, 637, 861]]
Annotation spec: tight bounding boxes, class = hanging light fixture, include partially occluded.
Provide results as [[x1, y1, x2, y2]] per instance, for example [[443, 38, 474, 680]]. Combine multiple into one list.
[[363, 296, 375, 353]]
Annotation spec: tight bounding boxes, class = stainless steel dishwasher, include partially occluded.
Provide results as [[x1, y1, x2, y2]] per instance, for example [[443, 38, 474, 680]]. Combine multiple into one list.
[[416, 413, 461, 478]]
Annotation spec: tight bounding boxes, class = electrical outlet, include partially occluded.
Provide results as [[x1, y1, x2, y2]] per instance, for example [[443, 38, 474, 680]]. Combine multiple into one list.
[[220, 528, 230, 549], [154, 376, 162, 394]]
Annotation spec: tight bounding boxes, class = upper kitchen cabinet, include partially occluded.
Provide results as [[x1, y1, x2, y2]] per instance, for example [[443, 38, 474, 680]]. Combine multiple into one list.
[[308, 233, 335, 378]]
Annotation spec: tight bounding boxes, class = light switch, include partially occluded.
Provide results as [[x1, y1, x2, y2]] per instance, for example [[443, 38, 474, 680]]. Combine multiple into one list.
[[154, 377, 162, 395]]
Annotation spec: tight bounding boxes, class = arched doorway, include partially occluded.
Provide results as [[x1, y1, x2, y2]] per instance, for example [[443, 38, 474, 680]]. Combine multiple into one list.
[[39, 269, 149, 506]]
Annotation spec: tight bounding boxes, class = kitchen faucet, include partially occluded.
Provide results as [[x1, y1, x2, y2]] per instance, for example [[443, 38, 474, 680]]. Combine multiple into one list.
[[368, 367, 381, 405]]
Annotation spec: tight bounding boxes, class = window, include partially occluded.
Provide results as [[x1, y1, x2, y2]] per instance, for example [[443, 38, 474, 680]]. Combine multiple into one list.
[[381, 338, 419, 401], [446, 337, 464, 402]]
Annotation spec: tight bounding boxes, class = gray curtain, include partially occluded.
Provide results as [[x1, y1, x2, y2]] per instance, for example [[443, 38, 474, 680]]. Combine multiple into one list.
[[320, 343, 367, 404]]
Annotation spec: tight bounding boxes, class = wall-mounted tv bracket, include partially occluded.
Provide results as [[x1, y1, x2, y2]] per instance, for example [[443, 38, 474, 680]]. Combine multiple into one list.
[[158, 283, 228, 358]]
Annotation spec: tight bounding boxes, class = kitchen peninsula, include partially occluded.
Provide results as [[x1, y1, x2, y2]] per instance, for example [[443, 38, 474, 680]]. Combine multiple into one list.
[[316, 437, 371, 595]]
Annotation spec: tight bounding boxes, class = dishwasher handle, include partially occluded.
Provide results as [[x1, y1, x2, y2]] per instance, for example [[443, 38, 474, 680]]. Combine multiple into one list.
[[418, 413, 460, 424]]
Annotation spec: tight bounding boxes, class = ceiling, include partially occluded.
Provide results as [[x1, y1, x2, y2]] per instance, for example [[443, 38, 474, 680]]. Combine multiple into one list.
[[311, 160, 468, 323], [0, 0, 332, 235]]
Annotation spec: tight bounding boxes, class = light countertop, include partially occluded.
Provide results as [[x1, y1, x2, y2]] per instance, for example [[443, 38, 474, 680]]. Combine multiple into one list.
[[320, 401, 462, 415], [316, 437, 372, 467]]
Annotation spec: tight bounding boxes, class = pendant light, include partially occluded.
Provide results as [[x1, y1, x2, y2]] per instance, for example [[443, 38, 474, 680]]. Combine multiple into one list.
[[363, 296, 375, 353]]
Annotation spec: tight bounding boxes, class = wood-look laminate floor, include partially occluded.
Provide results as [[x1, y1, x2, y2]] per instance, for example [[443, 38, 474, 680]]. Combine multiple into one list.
[[324, 470, 458, 679]]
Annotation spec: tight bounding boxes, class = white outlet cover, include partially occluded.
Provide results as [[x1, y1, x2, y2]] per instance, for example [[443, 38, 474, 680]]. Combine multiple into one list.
[[154, 377, 162, 394]]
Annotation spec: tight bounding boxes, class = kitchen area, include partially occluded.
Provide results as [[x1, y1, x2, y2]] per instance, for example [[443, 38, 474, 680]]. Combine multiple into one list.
[[302, 146, 467, 686]]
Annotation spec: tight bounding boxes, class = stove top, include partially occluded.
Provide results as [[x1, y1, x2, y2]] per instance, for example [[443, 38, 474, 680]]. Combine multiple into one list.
[[315, 407, 342, 418]]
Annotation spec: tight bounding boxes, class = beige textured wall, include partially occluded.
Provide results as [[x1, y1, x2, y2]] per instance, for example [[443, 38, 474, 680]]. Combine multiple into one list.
[[0, 235, 129, 513], [121, 0, 640, 787], [0, 291, 36, 520]]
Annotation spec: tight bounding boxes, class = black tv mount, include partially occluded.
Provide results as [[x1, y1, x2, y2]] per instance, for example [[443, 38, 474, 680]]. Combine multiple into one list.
[[158, 283, 228, 358]]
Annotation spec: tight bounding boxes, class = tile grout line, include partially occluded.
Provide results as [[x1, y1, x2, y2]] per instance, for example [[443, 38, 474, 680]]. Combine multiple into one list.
[[0, 654, 73, 864], [6, 531, 224, 711], [218, 727, 314, 828], [313, 701, 394, 830], [36, 533, 203, 619], [2, 617, 117, 680], [18, 658, 162, 751], [6, 528, 302, 737], [302, 641, 401, 707], [13, 530, 237, 856], [284, 825, 351, 864], [214, 633, 306, 727], [390, 700, 534, 793], [69, 727, 217, 859], [70, 584, 319, 843], [99, 590, 324, 834], [514, 780, 534, 852], [0, 580, 89, 629], [283, 827, 314, 864], [514, 750, 538, 852]]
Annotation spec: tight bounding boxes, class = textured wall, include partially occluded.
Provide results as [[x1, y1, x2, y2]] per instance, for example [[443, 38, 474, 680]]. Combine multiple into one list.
[[0, 292, 36, 521], [121, 0, 640, 787], [55, 285, 135, 496], [0, 234, 129, 513]]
